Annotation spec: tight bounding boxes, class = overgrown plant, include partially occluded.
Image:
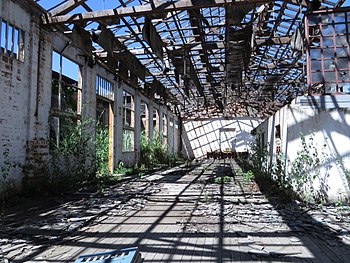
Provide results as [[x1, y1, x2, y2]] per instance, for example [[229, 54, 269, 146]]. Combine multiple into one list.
[[336, 157, 350, 185], [0, 146, 17, 203], [95, 122, 109, 175], [48, 113, 96, 193], [114, 161, 133, 175], [139, 131, 182, 168], [271, 152, 288, 186], [249, 132, 269, 174], [249, 130, 333, 204], [288, 132, 331, 203]]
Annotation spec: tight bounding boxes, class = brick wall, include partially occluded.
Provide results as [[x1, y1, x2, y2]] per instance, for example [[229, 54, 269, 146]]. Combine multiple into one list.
[[0, 1, 52, 188]]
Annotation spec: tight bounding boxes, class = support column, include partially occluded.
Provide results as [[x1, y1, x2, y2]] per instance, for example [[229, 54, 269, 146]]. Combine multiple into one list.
[[108, 102, 114, 172], [164, 109, 170, 149], [173, 116, 179, 154], [134, 91, 141, 164], [169, 113, 175, 153], [113, 79, 124, 167], [79, 59, 96, 173], [148, 103, 154, 140], [80, 63, 96, 123], [158, 105, 163, 139]]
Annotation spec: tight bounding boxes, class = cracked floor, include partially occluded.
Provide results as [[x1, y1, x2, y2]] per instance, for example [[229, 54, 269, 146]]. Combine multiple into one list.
[[1, 159, 350, 262]]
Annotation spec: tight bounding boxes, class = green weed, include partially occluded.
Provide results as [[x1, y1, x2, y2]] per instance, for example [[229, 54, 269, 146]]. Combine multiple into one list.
[[95, 122, 109, 175], [214, 175, 231, 184], [240, 170, 255, 183]]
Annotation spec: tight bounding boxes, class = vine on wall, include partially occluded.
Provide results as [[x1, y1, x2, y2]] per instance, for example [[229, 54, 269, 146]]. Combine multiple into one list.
[[250, 132, 339, 204], [287, 133, 331, 203]]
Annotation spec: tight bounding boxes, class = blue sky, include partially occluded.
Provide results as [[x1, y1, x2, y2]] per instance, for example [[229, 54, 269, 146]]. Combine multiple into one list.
[[52, 51, 79, 81]]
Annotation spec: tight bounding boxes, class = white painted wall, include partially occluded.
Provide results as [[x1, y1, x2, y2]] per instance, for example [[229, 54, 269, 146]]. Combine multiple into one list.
[[182, 117, 263, 159], [256, 95, 350, 201]]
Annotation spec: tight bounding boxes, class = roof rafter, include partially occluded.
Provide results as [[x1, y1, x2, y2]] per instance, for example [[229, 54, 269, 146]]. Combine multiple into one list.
[[44, 0, 273, 25]]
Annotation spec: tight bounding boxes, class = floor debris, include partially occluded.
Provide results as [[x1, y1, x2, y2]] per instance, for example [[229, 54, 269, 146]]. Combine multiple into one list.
[[1, 159, 350, 262]]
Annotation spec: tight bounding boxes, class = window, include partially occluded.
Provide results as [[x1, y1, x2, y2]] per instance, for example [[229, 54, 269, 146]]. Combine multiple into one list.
[[50, 51, 80, 148], [96, 75, 114, 100], [306, 9, 350, 94], [153, 108, 159, 135], [122, 91, 134, 151], [0, 18, 24, 61], [140, 101, 149, 138], [51, 51, 80, 113]]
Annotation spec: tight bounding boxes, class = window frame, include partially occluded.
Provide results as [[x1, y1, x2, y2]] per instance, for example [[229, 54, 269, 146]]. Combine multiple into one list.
[[0, 18, 24, 61], [122, 90, 135, 152]]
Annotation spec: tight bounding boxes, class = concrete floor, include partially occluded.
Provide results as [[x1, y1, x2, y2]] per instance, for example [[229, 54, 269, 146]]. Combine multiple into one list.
[[2, 159, 350, 262]]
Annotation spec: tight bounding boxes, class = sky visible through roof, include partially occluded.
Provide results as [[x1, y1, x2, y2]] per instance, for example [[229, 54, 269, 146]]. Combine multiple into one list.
[[45, 0, 350, 92]]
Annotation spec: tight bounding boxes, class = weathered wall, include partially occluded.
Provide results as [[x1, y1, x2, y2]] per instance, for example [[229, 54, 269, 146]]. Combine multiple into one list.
[[256, 95, 350, 201], [182, 117, 262, 159], [0, 1, 52, 187]]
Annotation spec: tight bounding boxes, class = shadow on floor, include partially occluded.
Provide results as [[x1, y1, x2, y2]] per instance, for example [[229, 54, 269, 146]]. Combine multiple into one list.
[[5, 159, 350, 262]]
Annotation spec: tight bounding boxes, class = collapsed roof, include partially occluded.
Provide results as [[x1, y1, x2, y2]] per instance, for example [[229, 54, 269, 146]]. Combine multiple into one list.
[[36, 0, 346, 118]]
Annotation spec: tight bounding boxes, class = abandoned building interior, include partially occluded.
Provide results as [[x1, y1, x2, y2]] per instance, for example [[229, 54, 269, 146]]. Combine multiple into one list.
[[1, 0, 350, 262]]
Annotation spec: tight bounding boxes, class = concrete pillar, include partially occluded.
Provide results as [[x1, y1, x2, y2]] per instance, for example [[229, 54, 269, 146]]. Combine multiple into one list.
[[148, 103, 154, 140], [167, 111, 171, 151], [164, 109, 169, 149], [173, 116, 179, 154], [113, 80, 124, 167], [79, 58, 96, 173], [169, 113, 175, 153], [79, 63, 96, 124], [108, 102, 114, 172], [134, 91, 141, 163], [158, 105, 163, 139]]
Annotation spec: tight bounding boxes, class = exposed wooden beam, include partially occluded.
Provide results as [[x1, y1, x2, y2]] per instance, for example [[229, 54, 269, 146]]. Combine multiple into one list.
[[255, 36, 291, 45], [44, 0, 273, 25], [50, 0, 88, 16]]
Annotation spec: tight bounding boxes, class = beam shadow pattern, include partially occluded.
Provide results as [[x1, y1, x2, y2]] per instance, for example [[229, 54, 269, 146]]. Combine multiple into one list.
[[10, 159, 350, 262]]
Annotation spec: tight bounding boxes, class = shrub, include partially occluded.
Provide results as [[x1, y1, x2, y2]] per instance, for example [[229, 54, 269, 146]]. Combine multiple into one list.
[[96, 123, 109, 175], [139, 131, 183, 168]]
